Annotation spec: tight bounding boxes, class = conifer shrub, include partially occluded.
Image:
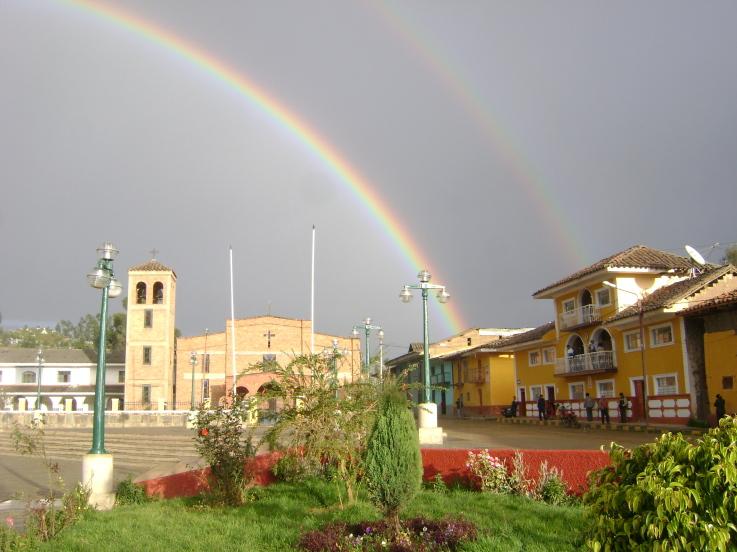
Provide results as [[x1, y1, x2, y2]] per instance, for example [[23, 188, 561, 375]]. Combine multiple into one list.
[[585, 416, 737, 551], [363, 382, 423, 532]]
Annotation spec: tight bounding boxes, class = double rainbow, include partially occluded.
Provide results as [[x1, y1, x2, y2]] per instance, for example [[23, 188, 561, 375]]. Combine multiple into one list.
[[64, 0, 467, 335]]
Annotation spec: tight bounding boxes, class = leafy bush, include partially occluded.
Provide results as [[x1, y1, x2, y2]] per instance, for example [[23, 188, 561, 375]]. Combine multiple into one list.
[[424, 473, 448, 493], [363, 381, 423, 531], [115, 477, 150, 505], [507, 451, 534, 497], [271, 452, 319, 483], [193, 395, 256, 506], [585, 416, 737, 551], [465, 450, 511, 494], [534, 461, 568, 506]]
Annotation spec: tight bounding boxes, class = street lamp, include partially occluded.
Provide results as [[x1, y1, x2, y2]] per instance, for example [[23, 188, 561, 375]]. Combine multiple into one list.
[[331, 338, 339, 392], [603, 281, 648, 422], [190, 351, 197, 410], [84, 241, 122, 510], [35, 349, 44, 412], [399, 269, 449, 444], [378, 329, 384, 381], [352, 318, 383, 377]]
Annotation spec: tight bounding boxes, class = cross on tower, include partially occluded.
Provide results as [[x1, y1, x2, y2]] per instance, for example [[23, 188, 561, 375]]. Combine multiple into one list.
[[149, 248, 159, 260], [264, 329, 276, 349]]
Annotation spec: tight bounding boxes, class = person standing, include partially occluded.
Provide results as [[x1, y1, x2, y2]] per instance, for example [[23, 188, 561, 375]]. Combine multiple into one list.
[[511, 397, 518, 417], [537, 394, 546, 420], [599, 395, 610, 423], [584, 393, 595, 422], [618, 392, 628, 423], [715, 394, 726, 420]]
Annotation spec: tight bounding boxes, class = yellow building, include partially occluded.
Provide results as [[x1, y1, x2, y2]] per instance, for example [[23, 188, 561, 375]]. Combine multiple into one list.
[[507, 245, 736, 423]]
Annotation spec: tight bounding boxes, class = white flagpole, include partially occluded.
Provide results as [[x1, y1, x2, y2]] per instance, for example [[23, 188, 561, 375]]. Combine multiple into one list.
[[310, 225, 315, 354], [229, 246, 237, 396]]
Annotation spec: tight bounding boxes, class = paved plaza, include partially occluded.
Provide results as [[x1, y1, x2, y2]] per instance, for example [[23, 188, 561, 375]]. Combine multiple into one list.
[[0, 416, 680, 502]]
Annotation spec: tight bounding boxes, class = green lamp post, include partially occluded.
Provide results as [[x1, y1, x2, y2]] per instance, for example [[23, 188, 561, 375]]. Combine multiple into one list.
[[352, 318, 383, 377]]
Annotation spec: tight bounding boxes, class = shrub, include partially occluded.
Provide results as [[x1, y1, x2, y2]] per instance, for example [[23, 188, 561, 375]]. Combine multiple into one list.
[[424, 473, 448, 493], [507, 451, 534, 497], [363, 382, 423, 532], [534, 461, 568, 505], [585, 416, 737, 551], [465, 449, 511, 494], [193, 395, 256, 506], [271, 452, 319, 483], [115, 476, 150, 505]]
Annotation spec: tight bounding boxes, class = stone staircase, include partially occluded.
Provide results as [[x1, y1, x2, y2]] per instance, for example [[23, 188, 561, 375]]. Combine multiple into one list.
[[0, 428, 200, 474]]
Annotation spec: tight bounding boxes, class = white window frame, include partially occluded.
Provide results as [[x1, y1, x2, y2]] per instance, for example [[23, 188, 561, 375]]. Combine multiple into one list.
[[596, 378, 615, 398], [542, 347, 556, 365], [529, 385, 543, 400], [649, 323, 674, 348], [562, 298, 575, 313], [595, 287, 611, 307], [528, 350, 541, 366], [569, 381, 585, 400], [56, 371, 71, 384], [623, 330, 643, 352], [652, 373, 678, 396]]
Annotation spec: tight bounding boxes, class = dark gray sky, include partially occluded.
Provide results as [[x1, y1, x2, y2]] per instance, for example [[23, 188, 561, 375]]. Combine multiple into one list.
[[1, 1, 736, 356]]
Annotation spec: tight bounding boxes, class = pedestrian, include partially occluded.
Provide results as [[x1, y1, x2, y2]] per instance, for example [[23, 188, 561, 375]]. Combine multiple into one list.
[[583, 393, 595, 422], [511, 397, 518, 417], [618, 392, 628, 423], [599, 395, 610, 423], [440, 397, 446, 416], [455, 397, 462, 418], [537, 394, 546, 420], [715, 394, 726, 420]]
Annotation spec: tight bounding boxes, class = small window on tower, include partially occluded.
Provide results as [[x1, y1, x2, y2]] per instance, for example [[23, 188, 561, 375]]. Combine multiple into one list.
[[142, 385, 151, 405], [143, 346, 152, 365], [144, 309, 153, 328], [153, 282, 164, 304], [136, 282, 147, 304]]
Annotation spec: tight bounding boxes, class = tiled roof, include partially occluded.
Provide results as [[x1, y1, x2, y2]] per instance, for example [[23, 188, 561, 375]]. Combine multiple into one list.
[[533, 245, 695, 297], [0, 348, 125, 364], [129, 259, 174, 273], [607, 266, 734, 322], [490, 322, 556, 350], [680, 281, 737, 315]]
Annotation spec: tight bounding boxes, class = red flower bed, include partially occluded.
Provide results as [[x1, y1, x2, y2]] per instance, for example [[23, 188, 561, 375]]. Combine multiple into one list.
[[138, 449, 609, 499]]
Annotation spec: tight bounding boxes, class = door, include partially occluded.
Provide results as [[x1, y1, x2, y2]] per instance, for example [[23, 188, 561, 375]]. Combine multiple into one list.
[[519, 388, 526, 417], [632, 380, 645, 420]]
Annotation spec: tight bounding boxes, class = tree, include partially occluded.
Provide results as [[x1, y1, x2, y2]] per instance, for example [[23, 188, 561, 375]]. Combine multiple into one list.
[[363, 380, 423, 534], [724, 244, 737, 266]]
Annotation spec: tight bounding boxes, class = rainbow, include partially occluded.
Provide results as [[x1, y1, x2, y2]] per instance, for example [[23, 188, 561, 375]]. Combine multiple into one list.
[[61, 0, 467, 334], [369, 1, 590, 267]]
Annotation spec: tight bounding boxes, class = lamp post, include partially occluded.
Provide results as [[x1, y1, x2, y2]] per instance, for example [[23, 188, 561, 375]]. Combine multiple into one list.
[[378, 329, 384, 381], [331, 338, 339, 393], [603, 281, 648, 422], [190, 351, 197, 410], [35, 349, 44, 412], [84, 242, 122, 510], [400, 269, 449, 444], [352, 318, 383, 377]]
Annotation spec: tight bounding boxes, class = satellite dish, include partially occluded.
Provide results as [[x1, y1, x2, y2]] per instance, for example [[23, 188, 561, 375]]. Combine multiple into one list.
[[685, 245, 706, 266]]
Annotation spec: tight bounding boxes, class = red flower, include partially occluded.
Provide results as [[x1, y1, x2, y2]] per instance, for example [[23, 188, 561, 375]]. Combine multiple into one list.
[[199, 428, 209, 437]]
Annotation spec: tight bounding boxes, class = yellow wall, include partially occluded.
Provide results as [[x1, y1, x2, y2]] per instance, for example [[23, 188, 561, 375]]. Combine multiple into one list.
[[453, 352, 515, 408], [704, 329, 737, 416]]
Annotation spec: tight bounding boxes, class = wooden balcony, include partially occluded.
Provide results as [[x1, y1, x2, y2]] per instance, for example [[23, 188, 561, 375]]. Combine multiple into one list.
[[554, 351, 616, 376], [558, 304, 601, 331]]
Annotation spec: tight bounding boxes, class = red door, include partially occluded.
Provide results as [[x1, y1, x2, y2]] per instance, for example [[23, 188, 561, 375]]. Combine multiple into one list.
[[632, 380, 645, 420], [519, 389, 526, 417]]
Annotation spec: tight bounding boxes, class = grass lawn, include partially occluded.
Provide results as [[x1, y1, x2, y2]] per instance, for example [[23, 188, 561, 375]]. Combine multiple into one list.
[[39, 480, 587, 551]]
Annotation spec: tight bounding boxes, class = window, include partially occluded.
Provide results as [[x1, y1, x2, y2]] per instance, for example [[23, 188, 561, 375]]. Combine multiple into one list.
[[624, 330, 642, 352], [542, 347, 556, 364], [22, 371, 36, 384], [597, 380, 614, 398], [144, 309, 153, 328], [596, 288, 611, 306], [203, 354, 210, 373], [467, 337, 472, 346], [569, 382, 585, 400], [563, 299, 575, 313], [202, 379, 210, 399], [528, 350, 541, 366], [136, 282, 147, 304], [118, 370, 125, 383], [153, 282, 164, 304], [654, 374, 677, 395], [0, 371, 2, 382], [529, 385, 543, 400], [57, 371, 71, 383], [142, 385, 151, 404], [650, 324, 674, 347], [723, 376, 734, 390], [143, 346, 152, 365]]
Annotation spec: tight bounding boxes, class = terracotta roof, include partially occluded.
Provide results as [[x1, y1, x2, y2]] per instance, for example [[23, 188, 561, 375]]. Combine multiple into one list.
[[607, 266, 734, 322], [129, 259, 174, 273], [533, 245, 695, 297], [680, 282, 737, 315], [0, 348, 125, 364], [490, 322, 556, 350]]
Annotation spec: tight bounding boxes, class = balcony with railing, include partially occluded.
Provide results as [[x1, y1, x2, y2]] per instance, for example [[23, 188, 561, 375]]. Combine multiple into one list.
[[558, 304, 601, 331], [554, 351, 615, 376]]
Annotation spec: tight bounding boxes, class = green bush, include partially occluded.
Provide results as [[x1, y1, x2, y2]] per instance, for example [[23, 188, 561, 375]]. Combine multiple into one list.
[[271, 452, 319, 483], [363, 382, 423, 531], [115, 477, 150, 505], [534, 461, 568, 506], [585, 416, 737, 551]]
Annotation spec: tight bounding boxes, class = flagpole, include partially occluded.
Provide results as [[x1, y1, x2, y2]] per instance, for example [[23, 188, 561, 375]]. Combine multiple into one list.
[[229, 246, 237, 396], [310, 225, 315, 354]]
